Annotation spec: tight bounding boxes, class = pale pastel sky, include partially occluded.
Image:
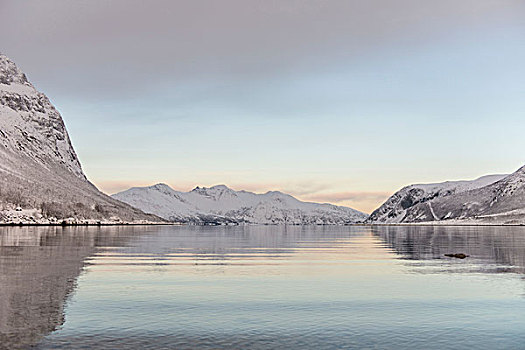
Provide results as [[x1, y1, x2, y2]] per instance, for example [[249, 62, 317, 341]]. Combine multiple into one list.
[[1, 0, 524, 213]]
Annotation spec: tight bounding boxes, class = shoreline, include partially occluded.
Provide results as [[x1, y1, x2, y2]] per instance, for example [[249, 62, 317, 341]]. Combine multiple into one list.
[[365, 223, 525, 227], [0, 222, 174, 227], [1, 222, 524, 227]]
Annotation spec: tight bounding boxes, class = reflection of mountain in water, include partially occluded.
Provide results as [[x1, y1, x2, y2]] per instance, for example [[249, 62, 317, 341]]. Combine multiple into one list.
[[110, 225, 369, 262], [0, 225, 363, 349], [373, 226, 525, 273], [0, 226, 146, 349]]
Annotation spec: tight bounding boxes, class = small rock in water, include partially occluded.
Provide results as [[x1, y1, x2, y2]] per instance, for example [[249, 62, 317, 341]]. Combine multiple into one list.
[[444, 253, 469, 259]]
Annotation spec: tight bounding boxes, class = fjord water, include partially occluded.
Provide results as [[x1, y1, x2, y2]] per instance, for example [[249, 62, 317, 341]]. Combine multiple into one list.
[[2, 226, 525, 349]]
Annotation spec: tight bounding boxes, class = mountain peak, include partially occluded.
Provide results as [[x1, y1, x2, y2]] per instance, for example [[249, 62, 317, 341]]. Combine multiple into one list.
[[265, 190, 285, 196], [190, 184, 237, 201], [192, 184, 233, 193], [0, 54, 31, 86], [209, 184, 232, 191], [151, 183, 173, 190], [145, 183, 176, 194]]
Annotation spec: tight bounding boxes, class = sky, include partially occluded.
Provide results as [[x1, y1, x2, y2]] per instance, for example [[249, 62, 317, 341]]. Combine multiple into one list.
[[1, 0, 524, 213]]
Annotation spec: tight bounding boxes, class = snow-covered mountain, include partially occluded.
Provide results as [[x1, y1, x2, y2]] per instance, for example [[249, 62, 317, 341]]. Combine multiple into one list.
[[368, 174, 506, 223], [0, 53, 158, 222], [113, 184, 368, 224], [412, 165, 525, 224]]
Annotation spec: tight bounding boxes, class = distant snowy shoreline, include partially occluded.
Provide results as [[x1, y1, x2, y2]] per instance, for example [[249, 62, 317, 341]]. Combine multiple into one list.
[[2, 222, 524, 227], [0, 221, 170, 226]]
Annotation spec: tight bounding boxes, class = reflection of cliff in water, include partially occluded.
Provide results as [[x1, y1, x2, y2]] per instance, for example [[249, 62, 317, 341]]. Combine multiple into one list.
[[0, 226, 145, 349], [1, 225, 356, 349], [108, 225, 369, 263], [373, 226, 525, 273]]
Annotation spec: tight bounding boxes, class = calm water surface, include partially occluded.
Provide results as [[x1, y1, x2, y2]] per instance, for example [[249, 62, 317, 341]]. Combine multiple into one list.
[[2, 225, 525, 349]]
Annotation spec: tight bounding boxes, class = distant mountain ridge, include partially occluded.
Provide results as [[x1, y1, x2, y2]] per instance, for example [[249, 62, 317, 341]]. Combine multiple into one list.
[[113, 184, 368, 224], [369, 166, 525, 224], [0, 53, 159, 223]]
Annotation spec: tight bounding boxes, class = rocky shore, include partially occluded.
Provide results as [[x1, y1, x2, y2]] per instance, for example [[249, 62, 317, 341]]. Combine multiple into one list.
[[0, 208, 167, 226]]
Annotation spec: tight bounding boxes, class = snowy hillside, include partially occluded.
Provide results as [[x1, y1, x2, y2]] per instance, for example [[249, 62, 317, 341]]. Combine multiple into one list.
[[368, 174, 506, 223], [410, 165, 525, 224], [0, 53, 158, 223], [113, 184, 368, 224]]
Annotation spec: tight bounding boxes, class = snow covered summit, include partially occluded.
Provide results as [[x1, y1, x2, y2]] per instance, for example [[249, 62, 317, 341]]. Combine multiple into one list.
[[113, 184, 368, 224]]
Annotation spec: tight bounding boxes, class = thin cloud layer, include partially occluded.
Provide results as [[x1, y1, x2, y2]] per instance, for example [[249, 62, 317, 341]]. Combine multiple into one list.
[[1, 0, 522, 99], [302, 191, 392, 204], [300, 191, 391, 213]]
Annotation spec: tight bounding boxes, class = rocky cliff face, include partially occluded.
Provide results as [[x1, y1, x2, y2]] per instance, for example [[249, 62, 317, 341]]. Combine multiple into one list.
[[0, 54, 84, 178], [0, 53, 158, 222]]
